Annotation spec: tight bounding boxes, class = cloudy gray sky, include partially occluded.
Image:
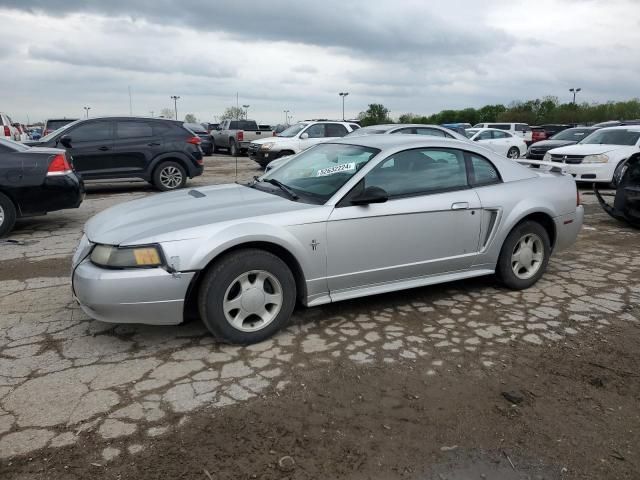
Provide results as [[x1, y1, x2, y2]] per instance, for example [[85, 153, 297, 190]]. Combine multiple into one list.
[[1, 0, 639, 124]]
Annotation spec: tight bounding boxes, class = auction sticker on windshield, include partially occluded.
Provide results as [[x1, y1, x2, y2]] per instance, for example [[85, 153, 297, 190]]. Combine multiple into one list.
[[316, 162, 356, 176]]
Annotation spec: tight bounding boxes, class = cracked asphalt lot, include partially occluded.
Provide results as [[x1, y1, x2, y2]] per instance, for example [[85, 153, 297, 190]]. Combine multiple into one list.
[[0, 155, 639, 479]]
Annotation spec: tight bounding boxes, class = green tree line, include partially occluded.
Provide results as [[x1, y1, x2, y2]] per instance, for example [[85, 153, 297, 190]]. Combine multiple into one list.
[[359, 97, 640, 126]]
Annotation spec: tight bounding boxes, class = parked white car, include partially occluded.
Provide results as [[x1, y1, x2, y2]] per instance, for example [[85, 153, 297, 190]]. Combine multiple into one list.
[[248, 121, 358, 167], [542, 126, 640, 183], [1, 113, 19, 141], [473, 123, 533, 143], [465, 128, 527, 159]]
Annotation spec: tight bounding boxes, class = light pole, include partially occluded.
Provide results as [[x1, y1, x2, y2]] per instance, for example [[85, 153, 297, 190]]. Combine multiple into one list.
[[150, 111, 154, 118], [83, 106, 91, 119], [284, 109, 290, 124], [339, 92, 349, 121], [170, 95, 180, 120], [569, 87, 581, 104], [242, 104, 250, 119]]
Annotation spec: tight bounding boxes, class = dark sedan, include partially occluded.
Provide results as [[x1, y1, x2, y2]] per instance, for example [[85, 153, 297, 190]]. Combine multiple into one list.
[[526, 127, 599, 160], [0, 139, 84, 236], [185, 122, 213, 155]]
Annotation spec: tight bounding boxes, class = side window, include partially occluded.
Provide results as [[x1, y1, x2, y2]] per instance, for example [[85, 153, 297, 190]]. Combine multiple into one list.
[[0, 143, 11, 153], [349, 124, 360, 131], [477, 130, 493, 140], [363, 148, 468, 198], [152, 122, 171, 136], [415, 128, 446, 137], [116, 121, 153, 139], [492, 131, 509, 139], [490, 124, 510, 131], [469, 153, 501, 186], [391, 127, 415, 134], [325, 123, 348, 137], [69, 122, 112, 142], [304, 124, 325, 138]]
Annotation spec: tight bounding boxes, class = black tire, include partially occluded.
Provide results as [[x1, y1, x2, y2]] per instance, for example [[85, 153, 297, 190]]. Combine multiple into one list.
[[496, 220, 550, 290], [0, 193, 17, 238], [152, 161, 187, 191], [507, 147, 520, 159], [198, 249, 296, 344], [212, 139, 219, 154], [229, 139, 239, 156]]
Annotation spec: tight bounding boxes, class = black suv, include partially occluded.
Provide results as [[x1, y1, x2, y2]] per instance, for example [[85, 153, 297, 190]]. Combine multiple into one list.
[[27, 117, 204, 191]]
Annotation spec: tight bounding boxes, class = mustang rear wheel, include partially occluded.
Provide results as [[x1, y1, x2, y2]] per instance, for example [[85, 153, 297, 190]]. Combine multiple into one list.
[[507, 147, 520, 159], [198, 249, 296, 344], [496, 220, 550, 289], [0, 193, 17, 238]]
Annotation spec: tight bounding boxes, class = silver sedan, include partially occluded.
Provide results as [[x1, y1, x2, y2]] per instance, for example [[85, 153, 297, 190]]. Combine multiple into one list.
[[72, 135, 583, 344]]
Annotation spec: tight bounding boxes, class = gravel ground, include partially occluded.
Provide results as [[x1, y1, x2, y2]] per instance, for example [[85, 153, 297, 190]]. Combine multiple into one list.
[[0, 154, 638, 479]]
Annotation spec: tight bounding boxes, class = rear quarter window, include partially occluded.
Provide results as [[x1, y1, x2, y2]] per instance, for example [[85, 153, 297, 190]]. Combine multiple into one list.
[[469, 153, 501, 186], [116, 121, 153, 139]]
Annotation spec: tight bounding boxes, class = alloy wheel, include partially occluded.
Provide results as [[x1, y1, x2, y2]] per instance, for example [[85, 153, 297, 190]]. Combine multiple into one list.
[[222, 270, 283, 332], [159, 166, 183, 189], [508, 147, 520, 159], [511, 233, 544, 280]]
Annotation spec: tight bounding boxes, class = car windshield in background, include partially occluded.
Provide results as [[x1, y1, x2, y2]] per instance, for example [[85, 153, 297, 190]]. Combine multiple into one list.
[[551, 128, 594, 141], [579, 129, 640, 146], [0, 138, 30, 151], [260, 143, 379, 203], [277, 123, 307, 137], [345, 126, 392, 137], [465, 129, 479, 138], [39, 119, 81, 142], [228, 120, 257, 130], [185, 123, 207, 133]]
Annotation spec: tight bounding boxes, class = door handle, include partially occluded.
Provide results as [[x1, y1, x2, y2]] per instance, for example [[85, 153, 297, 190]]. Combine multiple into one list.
[[98, 146, 110, 151], [451, 202, 469, 210], [147, 142, 161, 146]]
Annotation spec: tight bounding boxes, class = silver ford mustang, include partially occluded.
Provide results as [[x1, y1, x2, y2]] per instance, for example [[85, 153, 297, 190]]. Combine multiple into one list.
[[72, 135, 583, 344]]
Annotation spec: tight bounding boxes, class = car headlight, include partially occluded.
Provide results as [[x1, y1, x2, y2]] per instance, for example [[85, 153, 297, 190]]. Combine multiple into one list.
[[260, 143, 275, 151], [90, 244, 164, 268], [543, 152, 552, 162], [582, 154, 609, 164]]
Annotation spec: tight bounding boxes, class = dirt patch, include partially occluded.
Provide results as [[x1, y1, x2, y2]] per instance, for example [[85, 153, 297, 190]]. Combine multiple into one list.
[[4, 319, 638, 480], [0, 256, 72, 281]]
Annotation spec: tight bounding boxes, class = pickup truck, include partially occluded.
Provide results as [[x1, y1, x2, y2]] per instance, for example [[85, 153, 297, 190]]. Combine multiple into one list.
[[211, 119, 273, 155]]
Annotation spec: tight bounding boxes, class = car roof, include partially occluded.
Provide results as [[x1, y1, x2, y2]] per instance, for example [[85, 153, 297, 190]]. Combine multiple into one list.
[[328, 133, 472, 150], [468, 127, 512, 133], [599, 125, 640, 132]]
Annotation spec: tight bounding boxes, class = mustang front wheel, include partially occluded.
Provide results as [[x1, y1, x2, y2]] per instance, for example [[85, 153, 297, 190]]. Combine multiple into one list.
[[198, 249, 296, 344]]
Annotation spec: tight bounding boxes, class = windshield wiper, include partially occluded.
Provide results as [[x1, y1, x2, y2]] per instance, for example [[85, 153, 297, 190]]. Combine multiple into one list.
[[253, 176, 298, 200]]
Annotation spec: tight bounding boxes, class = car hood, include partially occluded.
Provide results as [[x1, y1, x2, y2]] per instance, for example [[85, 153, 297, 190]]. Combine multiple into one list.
[[85, 183, 314, 245], [251, 136, 297, 146], [547, 144, 635, 155], [530, 140, 576, 149]]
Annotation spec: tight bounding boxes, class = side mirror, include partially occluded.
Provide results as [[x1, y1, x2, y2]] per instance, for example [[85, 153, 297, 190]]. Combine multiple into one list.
[[300, 132, 309, 140], [351, 186, 389, 206], [60, 135, 72, 148]]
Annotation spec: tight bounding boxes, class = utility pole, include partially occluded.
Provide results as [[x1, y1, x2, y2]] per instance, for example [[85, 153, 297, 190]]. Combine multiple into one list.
[[339, 92, 349, 121], [569, 87, 582, 104], [150, 110, 154, 118], [284, 109, 290, 124], [242, 104, 250, 119], [128, 86, 133, 115], [83, 106, 91, 119], [170, 95, 180, 120]]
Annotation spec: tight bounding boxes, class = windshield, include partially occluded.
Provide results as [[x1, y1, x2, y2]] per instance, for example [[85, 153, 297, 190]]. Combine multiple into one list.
[[551, 128, 594, 142], [39, 119, 81, 142], [579, 129, 640, 146], [277, 123, 308, 137], [345, 126, 392, 137], [465, 129, 479, 138], [259, 143, 379, 203]]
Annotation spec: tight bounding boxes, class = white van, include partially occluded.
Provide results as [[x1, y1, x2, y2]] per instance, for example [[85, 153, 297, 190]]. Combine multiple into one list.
[[1, 113, 19, 141], [473, 122, 532, 144]]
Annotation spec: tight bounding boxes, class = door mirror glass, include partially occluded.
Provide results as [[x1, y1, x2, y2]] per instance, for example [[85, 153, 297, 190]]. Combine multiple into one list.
[[300, 132, 309, 140], [60, 135, 72, 148], [351, 186, 389, 205]]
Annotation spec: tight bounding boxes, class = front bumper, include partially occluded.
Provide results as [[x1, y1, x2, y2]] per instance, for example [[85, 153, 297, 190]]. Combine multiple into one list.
[[72, 259, 195, 326], [248, 147, 287, 167], [558, 163, 615, 183]]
